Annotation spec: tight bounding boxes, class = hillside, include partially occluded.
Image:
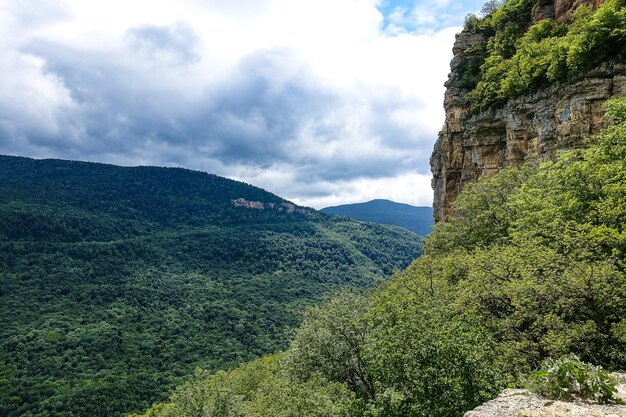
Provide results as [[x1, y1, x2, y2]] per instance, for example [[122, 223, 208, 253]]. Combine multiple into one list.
[[133, 95, 626, 417], [0, 155, 423, 417], [130, 1, 626, 415], [321, 200, 433, 236]]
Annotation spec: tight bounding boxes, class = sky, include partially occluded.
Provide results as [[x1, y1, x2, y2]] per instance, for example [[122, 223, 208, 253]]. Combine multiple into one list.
[[0, 0, 485, 208]]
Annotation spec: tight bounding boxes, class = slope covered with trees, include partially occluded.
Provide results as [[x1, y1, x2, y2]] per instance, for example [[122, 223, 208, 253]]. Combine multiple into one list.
[[463, 0, 626, 112], [132, 97, 626, 417], [321, 200, 434, 236], [0, 156, 423, 417]]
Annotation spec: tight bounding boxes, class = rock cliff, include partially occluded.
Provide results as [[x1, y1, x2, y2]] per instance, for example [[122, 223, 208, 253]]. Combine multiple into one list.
[[431, 0, 626, 222]]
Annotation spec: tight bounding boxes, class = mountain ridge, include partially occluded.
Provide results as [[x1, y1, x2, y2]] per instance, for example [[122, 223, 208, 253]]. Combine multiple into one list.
[[0, 154, 423, 417], [322, 199, 433, 236]]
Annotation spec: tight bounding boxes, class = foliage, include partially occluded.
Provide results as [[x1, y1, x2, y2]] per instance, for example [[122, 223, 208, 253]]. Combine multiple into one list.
[[130, 355, 356, 417], [481, 0, 504, 16], [362, 285, 503, 417], [426, 167, 531, 251], [133, 97, 626, 417], [463, 0, 626, 111], [286, 287, 504, 417], [285, 290, 375, 401], [0, 156, 422, 417], [145, 288, 502, 417], [529, 354, 622, 403]]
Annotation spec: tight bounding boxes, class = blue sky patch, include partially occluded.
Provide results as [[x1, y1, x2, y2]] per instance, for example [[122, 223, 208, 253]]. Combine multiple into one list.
[[377, 0, 488, 33]]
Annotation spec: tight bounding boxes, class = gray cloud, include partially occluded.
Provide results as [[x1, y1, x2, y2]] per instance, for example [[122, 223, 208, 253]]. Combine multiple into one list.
[[125, 22, 201, 66], [0, 10, 442, 206]]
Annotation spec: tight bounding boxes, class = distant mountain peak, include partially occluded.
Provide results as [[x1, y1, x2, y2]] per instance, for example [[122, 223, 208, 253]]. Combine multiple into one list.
[[322, 199, 433, 236]]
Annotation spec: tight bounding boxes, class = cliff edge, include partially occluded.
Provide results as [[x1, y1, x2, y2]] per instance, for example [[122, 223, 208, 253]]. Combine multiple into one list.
[[431, 0, 626, 221]]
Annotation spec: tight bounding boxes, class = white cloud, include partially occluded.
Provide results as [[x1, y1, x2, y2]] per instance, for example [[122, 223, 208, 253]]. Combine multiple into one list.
[[290, 173, 434, 209], [0, 3, 78, 151], [0, 0, 464, 208]]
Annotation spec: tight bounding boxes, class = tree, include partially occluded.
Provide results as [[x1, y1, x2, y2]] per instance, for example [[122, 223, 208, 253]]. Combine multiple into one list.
[[481, 0, 504, 15], [284, 290, 375, 401]]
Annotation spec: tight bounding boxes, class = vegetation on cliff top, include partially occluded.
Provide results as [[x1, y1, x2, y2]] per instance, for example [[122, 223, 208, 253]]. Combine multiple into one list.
[[132, 98, 626, 417], [461, 0, 626, 112], [0, 157, 423, 417]]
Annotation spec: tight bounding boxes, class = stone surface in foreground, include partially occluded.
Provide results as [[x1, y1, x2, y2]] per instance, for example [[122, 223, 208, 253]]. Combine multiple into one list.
[[465, 376, 626, 417]]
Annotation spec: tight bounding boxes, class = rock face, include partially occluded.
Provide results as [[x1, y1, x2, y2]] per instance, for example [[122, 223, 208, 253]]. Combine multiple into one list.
[[554, 0, 605, 22], [231, 198, 313, 215], [464, 375, 626, 417], [431, 0, 625, 222]]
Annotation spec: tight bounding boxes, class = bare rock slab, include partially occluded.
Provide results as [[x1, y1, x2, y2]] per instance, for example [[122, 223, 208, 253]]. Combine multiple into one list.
[[464, 376, 626, 417]]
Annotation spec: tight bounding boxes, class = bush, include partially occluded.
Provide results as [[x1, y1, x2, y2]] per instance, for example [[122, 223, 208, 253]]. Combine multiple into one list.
[[467, 0, 626, 112], [529, 354, 622, 403]]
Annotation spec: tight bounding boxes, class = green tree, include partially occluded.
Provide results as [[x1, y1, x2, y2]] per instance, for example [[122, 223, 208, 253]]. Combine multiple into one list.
[[285, 290, 375, 401]]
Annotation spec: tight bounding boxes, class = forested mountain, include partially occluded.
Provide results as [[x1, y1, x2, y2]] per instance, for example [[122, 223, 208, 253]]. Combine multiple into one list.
[[129, 0, 626, 413], [322, 199, 433, 236], [0, 155, 422, 417], [132, 95, 626, 417]]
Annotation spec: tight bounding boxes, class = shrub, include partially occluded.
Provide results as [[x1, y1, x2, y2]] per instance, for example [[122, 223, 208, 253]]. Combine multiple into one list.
[[528, 354, 622, 404], [467, 0, 626, 112]]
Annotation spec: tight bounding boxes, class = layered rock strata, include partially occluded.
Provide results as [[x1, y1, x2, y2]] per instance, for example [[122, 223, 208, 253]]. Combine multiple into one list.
[[431, 1, 624, 221]]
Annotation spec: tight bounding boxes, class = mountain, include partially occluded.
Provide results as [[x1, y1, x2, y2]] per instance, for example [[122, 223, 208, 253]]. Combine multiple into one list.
[[130, 2, 626, 416], [322, 199, 433, 236], [134, 94, 626, 417], [0, 155, 423, 417]]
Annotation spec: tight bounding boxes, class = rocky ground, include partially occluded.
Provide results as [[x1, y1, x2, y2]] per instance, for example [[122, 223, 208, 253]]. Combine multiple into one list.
[[464, 374, 626, 417]]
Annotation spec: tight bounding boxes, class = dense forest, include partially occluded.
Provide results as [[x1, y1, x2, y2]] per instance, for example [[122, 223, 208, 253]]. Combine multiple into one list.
[[0, 156, 423, 417], [131, 98, 626, 416]]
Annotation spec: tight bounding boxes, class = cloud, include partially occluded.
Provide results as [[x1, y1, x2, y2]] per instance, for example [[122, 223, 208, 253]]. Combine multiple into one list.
[[381, 0, 485, 34], [125, 22, 201, 66], [0, 0, 470, 208], [291, 173, 435, 208], [0, 3, 78, 153], [3, 0, 73, 29]]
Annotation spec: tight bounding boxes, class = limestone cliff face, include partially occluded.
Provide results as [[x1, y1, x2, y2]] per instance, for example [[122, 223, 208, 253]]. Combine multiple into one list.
[[531, 0, 600, 24], [430, 0, 625, 222]]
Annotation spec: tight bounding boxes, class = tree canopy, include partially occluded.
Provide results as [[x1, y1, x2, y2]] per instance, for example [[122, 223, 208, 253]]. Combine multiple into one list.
[[462, 0, 626, 111], [132, 96, 626, 417], [0, 157, 422, 417]]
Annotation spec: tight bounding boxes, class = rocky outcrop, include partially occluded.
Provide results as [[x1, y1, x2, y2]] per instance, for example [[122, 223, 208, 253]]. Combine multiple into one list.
[[431, 0, 625, 222], [232, 198, 313, 215], [555, 0, 605, 22], [532, 0, 604, 24], [464, 374, 626, 417]]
